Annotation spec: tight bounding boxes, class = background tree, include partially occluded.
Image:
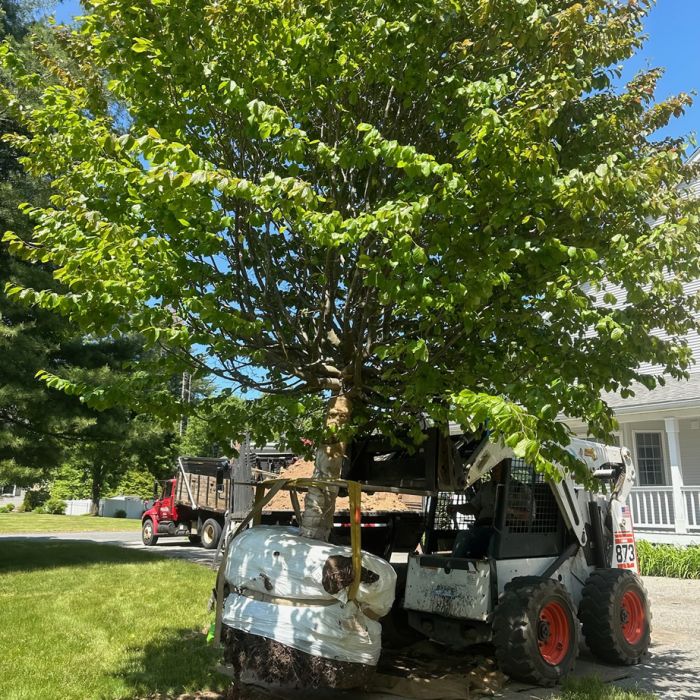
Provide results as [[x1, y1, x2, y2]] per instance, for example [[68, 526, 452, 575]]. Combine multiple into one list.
[[44, 337, 178, 512], [3, 0, 700, 538], [1, 2, 179, 492], [0, 0, 91, 486]]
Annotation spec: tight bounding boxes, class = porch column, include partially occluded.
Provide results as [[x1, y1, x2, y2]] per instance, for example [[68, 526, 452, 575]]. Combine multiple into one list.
[[621, 423, 633, 452], [664, 417, 688, 534]]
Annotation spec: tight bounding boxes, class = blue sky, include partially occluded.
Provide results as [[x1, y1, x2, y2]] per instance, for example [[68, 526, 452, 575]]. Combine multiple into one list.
[[50, 0, 699, 145]]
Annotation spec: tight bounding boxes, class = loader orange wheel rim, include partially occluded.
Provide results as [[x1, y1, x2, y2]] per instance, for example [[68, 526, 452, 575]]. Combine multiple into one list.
[[621, 590, 645, 645], [537, 601, 570, 666]]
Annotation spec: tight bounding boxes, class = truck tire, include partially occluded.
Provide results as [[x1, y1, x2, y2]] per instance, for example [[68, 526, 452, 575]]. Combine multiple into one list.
[[493, 577, 579, 686], [578, 569, 651, 665], [201, 518, 222, 550], [142, 518, 158, 546], [188, 533, 201, 545]]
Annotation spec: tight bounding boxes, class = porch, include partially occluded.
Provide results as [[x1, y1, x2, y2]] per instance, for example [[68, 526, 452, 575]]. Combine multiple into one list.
[[619, 412, 700, 540], [629, 486, 700, 544], [569, 379, 700, 544]]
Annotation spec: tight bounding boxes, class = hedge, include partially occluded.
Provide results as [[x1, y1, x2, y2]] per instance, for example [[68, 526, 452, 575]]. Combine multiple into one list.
[[637, 539, 700, 579]]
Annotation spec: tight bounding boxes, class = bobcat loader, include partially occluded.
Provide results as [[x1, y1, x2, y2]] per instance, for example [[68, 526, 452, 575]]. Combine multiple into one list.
[[348, 431, 651, 686]]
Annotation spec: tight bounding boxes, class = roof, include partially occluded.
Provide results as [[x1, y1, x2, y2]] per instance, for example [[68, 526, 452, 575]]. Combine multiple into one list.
[[602, 372, 700, 413]]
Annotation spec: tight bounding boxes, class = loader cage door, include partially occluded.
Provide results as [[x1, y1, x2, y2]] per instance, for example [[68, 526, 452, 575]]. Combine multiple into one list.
[[424, 490, 477, 554], [489, 459, 565, 559]]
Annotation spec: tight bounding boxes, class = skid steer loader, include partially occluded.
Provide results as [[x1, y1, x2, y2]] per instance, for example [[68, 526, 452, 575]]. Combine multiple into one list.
[[347, 430, 651, 686]]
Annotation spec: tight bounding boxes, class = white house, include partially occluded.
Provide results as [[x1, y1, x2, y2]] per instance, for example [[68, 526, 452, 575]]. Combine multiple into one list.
[[0, 484, 25, 508]]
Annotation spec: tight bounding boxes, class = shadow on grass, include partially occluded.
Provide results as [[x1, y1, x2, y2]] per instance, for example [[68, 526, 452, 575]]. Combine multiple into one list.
[[116, 627, 227, 699], [0, 539, 163, 572]]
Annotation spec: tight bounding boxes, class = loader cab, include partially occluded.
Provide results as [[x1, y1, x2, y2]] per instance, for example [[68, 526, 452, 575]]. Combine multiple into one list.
[[425, 458, 565, 560]]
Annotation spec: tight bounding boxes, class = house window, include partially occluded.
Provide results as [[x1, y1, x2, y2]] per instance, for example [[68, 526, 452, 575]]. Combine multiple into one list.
[[635, 432, 665, 486]]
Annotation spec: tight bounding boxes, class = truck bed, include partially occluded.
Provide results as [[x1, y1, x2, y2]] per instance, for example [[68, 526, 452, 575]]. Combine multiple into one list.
[[175, 459, 230, 514]]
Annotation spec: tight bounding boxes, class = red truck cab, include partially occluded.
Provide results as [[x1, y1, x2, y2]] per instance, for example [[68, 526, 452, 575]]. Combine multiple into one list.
[[142, 478, 183, 546]]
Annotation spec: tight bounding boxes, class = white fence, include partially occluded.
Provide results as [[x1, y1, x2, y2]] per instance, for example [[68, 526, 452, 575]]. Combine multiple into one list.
[[65, 499, 92, 516], [629, 487, 675, 530], [98, 496, 148, 519], [683, 487, 700, 530]]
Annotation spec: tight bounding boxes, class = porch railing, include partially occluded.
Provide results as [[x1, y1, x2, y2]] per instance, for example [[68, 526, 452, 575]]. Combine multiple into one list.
[[682, 487, 700, 530], [629, 487, 675, 530]]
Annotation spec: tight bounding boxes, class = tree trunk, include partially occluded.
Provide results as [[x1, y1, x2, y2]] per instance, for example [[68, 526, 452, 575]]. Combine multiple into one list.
[[299, 394, 352, 541], [90, 466, 102, 516]]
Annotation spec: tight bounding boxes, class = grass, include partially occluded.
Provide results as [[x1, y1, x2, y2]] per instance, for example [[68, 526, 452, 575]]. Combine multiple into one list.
[[0, 512, 142, 533], [637, 539, 700, 579], [556, 678, 655, 699], [0, 540, 225, 700]]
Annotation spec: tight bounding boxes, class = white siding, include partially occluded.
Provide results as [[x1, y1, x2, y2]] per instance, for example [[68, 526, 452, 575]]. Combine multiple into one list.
[[587, 277, 700, 375]]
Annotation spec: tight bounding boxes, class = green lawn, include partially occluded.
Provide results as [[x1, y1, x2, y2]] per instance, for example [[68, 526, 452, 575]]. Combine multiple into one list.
[[0, 512, 142, 533], [0, 541, 226, 700]]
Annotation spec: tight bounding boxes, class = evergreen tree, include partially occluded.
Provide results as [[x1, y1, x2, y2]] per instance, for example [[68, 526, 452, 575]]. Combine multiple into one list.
[[0, 1, 177, 492], [0, 0, 87, 485]]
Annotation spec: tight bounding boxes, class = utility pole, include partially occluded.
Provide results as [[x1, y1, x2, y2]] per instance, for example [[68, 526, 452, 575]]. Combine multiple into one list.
[[179, 370, 191, 436]]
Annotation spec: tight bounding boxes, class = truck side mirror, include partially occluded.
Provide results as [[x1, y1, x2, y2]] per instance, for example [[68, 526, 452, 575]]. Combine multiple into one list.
[[153, 481, 159, 500], [216, 466, 224, 493]]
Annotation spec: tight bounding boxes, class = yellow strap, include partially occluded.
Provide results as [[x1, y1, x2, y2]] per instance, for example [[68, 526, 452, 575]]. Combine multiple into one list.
[[347, 480, 362, 601]]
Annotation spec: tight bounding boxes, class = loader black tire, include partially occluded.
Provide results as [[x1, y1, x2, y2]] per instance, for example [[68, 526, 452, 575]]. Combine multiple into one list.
[[201, 518, 222, 550], [579, 569, 651, 665], [493, 577, 579, 686]]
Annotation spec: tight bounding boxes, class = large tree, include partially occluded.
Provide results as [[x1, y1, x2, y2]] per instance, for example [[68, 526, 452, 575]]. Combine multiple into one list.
[[2, 0, 700, 537]]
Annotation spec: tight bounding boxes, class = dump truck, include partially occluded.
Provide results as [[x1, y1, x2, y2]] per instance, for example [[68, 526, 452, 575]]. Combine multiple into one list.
[[141, 456, 240, 549]]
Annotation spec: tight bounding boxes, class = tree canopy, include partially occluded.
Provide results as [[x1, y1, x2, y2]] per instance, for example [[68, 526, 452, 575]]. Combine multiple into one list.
[[2, 0, 700, 494]]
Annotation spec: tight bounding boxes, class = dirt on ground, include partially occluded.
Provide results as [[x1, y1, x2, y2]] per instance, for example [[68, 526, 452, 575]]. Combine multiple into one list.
[[215, 637, 505, 700], [262, 459, 414, 512], [221, 626, 374, 691]]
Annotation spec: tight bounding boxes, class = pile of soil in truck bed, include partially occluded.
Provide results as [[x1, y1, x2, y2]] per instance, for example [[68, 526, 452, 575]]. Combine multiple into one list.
[[262, 459, 414, 512]]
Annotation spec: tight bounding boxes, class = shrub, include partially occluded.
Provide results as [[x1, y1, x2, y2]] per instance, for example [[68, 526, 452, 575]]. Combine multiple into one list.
[[22, 488, 49, 512], [637, 540, 700, 579], [43, 498, 67, 515], [6, 503, 15, 512], [114, 509, 127, 519]]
